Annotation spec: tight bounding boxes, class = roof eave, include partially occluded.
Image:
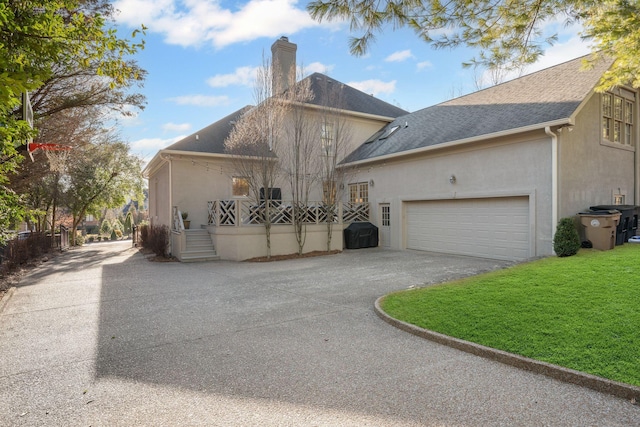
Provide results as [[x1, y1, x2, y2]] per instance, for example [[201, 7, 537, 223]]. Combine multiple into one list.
[[289, 100, 402, 122], [341, 118, 573, 167]]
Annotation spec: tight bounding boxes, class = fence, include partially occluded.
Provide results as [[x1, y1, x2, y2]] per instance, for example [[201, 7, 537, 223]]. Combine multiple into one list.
[[206, 200, 369, 227]]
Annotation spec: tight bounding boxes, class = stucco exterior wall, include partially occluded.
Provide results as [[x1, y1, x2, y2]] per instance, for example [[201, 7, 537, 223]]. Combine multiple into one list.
[[349, 131, 555, 257], [208, 223, 345, 261], [558, 93, 637, 217], [169, 156, 236, 229], [149, 162, 171, 227]]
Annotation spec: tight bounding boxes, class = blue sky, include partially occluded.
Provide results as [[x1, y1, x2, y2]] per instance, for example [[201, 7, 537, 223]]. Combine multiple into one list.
[[111, 0, 592, 164]]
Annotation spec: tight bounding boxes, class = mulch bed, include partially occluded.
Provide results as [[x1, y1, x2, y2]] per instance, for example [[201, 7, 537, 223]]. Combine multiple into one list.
[[246, 250, 341, 262]]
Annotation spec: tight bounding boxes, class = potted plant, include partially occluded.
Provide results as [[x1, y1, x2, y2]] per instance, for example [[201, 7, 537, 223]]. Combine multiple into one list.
[[181, 211, 190, 229]]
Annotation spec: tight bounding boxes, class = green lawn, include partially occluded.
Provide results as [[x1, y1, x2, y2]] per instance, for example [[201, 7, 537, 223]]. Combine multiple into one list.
[[380, 245, 640, 387]]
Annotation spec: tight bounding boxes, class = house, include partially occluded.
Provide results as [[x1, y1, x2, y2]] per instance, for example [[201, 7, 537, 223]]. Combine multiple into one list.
[[143, 37, 408, 261], [340, 55, 638, 261]]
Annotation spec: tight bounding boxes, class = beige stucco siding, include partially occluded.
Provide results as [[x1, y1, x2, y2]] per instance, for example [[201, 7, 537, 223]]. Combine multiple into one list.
[[169, 157, 237, 228], [349, 131, 554, 258], [149, 162, 171, 227], [558, 93, 637, 217]]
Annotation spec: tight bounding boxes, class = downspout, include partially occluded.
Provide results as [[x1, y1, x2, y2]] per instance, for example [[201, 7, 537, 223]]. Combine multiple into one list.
[[545, 127, 559, 248], [167, 155, 173, 256]]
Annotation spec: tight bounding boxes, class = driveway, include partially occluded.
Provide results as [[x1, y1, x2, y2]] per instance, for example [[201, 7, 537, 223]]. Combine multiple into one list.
[[0, 241, 638, 426]]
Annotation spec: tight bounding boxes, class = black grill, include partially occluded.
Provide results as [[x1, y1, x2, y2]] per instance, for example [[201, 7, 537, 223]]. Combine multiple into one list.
[[344, 222, 379, 249]]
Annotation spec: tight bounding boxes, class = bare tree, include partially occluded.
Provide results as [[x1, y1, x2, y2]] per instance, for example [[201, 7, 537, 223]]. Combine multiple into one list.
[[224, 53, 289, 258], [280, 69, 316, 255], [314, 78, 353, 251]]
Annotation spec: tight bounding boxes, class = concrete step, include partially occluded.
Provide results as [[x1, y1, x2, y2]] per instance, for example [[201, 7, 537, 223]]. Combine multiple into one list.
[[181, 229, 218, 262], [180, 250, 220, 262]]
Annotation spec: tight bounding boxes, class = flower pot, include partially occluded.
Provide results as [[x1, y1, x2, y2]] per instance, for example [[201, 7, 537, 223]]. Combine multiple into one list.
[[183, 220, 190, 229]]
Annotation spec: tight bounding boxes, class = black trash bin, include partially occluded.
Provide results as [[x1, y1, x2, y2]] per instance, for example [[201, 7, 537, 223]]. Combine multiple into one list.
[[590, 205, 638, 244], [344, 222, 379, 249]]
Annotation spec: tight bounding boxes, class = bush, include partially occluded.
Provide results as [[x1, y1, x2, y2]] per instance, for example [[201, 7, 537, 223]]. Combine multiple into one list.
[[88, 236, 94, 243], [140, 224, 170, 257], [110, 230, 118, 241], [112, 218, 123, 232], [554, 217, 581, 257], [75, 233, 85, 246], [115, 229, 123, 239], [100, 219, 112, 236]]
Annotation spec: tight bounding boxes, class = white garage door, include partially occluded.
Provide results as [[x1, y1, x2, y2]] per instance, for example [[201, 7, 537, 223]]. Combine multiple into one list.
[[406, 197, 530, 261]]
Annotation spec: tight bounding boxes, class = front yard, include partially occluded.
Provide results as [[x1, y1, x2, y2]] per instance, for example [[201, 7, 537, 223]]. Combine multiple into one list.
[[380, 245, 640, 387]]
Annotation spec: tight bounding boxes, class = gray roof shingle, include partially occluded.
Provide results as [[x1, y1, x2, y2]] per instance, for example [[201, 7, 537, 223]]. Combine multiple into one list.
[[343, 55, 613, 164], [164, 106, 253, 154], [304, 73, 408, 118], [163, 73, 408, 156]]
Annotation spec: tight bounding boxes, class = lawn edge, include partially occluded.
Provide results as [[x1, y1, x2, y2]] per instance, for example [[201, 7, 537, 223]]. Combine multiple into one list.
[[374, 296, 640, 403]]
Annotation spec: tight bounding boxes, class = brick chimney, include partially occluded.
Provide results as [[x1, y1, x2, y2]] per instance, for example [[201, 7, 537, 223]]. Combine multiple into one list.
[[271, 36, 297, 94]]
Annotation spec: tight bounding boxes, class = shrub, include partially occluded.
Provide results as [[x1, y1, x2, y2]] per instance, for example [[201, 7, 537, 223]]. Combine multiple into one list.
[[112, 218, 123, 232], [115, 229, 123, 239], [75, 233, 85, 246], [140, 224, 169, 257], [88, 236, 95, 242], [110, 230, 118, 241], [554, 217, 581, 257], [100, 219, 112, 236]]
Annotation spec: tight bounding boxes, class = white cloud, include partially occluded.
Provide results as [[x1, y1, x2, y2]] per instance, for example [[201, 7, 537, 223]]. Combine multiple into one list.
[[162, 122, 191, 132], [521, 35, 591, 75], [475, 29, 592, 87], [385, 50, 414, 62], [417, 61, 433, 71], [129, 135, 186, 163], [167, 94, 230, 107], [207, 66, 259, 88], [114, 0, 328, 48], [301, 62, 334, 75], [347, 79, 396, 96]]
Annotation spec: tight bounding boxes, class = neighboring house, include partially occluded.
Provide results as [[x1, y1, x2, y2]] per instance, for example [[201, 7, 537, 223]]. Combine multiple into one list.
[[143, 37, 408, 261], [341, 55, 638, 261]]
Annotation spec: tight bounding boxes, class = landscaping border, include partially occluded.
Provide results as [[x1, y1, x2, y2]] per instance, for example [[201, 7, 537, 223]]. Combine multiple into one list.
[[374, 297, 640, 403]]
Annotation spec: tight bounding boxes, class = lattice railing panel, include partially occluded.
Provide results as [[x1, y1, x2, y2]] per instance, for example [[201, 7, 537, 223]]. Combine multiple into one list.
[[343, 202, 370, 223], [218, 200, 237, 226], [208, 200, 367, 226], [207, 201, 215, 225]]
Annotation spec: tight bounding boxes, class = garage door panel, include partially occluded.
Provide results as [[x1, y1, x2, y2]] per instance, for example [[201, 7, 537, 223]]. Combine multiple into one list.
[[406, 197, 530, 261]]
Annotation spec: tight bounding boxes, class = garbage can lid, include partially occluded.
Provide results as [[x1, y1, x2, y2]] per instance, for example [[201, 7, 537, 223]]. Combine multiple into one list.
[[590, 205, 636, 212], [579, 210, 620, 215]]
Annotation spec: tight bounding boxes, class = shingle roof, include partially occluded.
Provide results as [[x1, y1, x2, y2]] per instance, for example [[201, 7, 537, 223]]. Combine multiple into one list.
[[343, 55, 614, 164], [163, 73, 408, 156], [304, 73, 408, 118], [163, 106, 253, 154]]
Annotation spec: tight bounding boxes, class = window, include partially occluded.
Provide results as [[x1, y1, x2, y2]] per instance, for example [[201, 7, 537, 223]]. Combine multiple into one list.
[[349, 182, 368, 203], [379, 125, 400, 140], [603, 91, 635, 145], [614, 194, 625, 205], [381, 205, 390, 227], [321, 121, 334, 157], [232, 177, 249, 197]]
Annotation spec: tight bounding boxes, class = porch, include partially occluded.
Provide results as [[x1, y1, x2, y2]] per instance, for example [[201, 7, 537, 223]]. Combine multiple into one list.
[[171, 200, 371, 261]]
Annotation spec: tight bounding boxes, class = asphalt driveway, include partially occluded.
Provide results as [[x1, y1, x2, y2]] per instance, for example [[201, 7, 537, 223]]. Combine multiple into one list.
[[0, 241, 638, 426]]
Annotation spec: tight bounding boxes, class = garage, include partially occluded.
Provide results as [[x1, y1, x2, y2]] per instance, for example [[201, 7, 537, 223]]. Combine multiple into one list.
[[405, 197, 530, 261]]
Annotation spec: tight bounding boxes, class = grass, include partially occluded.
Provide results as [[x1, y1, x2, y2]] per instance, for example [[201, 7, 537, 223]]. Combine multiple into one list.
[[380, 245, 640, 387]]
